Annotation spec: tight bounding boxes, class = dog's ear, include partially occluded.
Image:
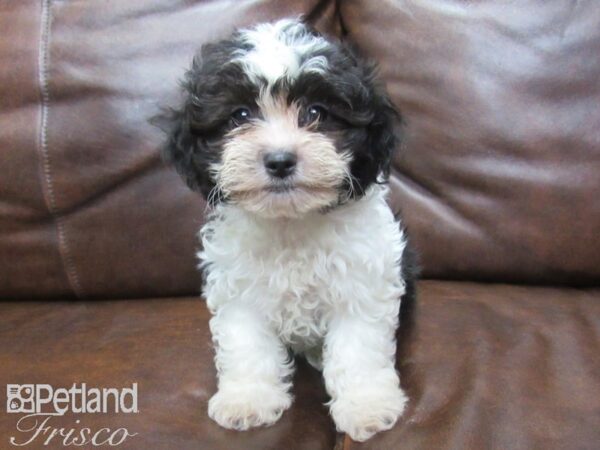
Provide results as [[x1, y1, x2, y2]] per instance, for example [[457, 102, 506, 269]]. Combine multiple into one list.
[[151, 104, 215, 198], [365, 79, 400, 180], [344, 56, 400, 193]]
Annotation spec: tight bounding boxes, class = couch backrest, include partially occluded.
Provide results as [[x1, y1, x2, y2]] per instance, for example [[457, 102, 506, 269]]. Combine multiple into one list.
[[0, 0, 597, 299], [343, 0, 600, 285], [0, 0, 339, 299]]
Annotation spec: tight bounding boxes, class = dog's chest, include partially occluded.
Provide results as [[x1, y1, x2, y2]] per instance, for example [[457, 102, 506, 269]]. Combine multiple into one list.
[[199, 187, 404, 345], [256, 246, 337, 346], [202, 212, 351, 344]]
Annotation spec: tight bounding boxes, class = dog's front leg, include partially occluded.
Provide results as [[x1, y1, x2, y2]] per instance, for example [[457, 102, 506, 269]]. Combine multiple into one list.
[[323, 314, 407, 441], [207, 303, 294, 430]]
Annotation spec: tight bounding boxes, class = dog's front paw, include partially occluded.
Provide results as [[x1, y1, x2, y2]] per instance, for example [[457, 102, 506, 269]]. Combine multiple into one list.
[[208, 382, 292, 430], [330, 386, 407, 442]]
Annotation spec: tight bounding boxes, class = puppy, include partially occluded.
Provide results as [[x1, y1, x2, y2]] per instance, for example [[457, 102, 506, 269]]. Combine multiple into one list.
[[158, 18, 417, 442]]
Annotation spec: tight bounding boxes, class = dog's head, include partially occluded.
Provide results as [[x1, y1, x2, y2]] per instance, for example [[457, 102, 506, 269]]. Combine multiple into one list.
[[159, 18, 399, 218]]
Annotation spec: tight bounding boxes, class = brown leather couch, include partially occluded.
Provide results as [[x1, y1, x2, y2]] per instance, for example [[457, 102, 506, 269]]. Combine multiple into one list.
[[1, 1, 599, 449]]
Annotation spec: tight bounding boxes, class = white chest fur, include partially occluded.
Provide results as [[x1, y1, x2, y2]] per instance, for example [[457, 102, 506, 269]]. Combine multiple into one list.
[[198, 186, 407, 348]]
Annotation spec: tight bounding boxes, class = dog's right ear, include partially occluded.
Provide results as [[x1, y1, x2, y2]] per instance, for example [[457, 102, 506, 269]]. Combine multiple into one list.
[[151, 104, 214, 197]]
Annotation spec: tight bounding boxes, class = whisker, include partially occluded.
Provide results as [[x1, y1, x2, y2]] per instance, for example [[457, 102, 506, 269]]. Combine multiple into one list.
[[205, 185, 223, 211], [341, 166, 358, 203]]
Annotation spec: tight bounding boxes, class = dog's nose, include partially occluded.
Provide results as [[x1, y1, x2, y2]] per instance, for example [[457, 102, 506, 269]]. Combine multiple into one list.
[[263, 151, 297, 179]]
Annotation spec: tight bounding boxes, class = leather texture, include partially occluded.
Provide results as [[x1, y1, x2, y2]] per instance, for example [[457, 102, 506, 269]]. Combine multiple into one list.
[[2, 0, 599, 299], [0, 0, 73, 298], [1, 0, 599, 449], [0, 294, 335, 449], [345, 281, 600, 450], [1, 281, 599, 449], [0, 0, 339, 300], [342, 0, 600, 285]]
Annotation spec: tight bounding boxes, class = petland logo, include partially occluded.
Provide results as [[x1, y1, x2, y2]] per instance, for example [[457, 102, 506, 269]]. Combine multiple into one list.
[[6, 384, 138, 447]]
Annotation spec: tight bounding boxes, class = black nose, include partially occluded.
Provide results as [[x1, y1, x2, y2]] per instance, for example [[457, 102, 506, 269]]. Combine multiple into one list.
[[263, 151, 297, 179]]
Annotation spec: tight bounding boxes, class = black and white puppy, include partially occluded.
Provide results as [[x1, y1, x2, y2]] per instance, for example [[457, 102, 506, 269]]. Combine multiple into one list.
[[159, 18, 416, 442]]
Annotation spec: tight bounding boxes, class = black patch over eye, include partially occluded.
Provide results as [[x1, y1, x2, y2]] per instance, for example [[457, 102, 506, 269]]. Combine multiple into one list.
[[231, 107, 252, 126], [300, 104, 328, 127]]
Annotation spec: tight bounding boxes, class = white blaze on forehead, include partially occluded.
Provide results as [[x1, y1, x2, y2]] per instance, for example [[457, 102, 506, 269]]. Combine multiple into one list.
[[235, 18, 329, 84]]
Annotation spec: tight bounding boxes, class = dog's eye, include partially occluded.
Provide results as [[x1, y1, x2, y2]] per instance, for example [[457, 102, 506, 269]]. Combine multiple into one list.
[[302, 104, 328, 126], [231, 108, 252, 126]]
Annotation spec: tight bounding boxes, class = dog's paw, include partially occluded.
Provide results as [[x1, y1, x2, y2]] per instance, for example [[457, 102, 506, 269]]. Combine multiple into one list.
[[330, 386, 407, 442], [208, 382, 292, 430]]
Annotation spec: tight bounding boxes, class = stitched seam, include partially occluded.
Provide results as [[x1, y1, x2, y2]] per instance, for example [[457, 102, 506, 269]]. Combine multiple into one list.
[[37, 0, 84, 298]]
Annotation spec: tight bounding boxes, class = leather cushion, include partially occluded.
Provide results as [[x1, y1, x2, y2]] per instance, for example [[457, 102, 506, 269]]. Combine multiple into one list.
[[341, 0, 600, 285], [347, 281, 600, 449], [0, 295, 336, 449], [1, 281, 599, 449], [0, 0, 339, 299]]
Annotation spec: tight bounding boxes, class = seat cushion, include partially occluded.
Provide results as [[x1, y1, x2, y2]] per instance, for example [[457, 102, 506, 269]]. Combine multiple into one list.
[[1, 281, 599, 449], [0, 296, 336, 449], [346, 281, 600, 450]]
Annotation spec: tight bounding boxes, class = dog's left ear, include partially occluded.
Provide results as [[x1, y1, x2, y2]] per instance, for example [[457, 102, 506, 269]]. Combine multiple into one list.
[[364, 67, 400, 180], [347, 60, 400, 193]]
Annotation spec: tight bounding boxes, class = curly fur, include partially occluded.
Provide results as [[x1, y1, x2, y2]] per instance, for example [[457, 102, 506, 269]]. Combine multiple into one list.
[[156, 17, 417, 442]]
